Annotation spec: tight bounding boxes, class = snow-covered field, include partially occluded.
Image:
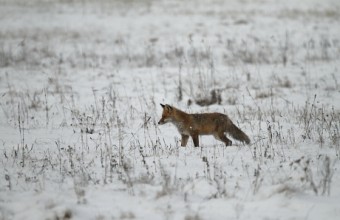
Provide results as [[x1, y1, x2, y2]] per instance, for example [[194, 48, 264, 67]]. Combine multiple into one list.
[[1, 0, 340, 219]]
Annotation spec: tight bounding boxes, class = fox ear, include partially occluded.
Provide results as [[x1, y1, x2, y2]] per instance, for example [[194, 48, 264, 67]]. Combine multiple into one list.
[[160, 103, 165, 108], [165, 105, 173, 112]]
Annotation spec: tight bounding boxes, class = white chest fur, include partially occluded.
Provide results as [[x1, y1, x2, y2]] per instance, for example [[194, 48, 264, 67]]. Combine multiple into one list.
[[171, 120, 189, 135]]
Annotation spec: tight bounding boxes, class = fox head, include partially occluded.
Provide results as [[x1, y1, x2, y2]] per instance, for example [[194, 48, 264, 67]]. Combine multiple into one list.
[[158, 104, 174, 125]]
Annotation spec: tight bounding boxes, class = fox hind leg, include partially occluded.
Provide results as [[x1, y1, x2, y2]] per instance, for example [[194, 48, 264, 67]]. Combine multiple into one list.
[[215, 132, 232, 146], [181, 134, 189, 147], [191, 134, 199, 147]]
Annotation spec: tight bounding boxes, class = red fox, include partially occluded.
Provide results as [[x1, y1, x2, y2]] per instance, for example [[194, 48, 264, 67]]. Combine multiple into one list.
[[158, 104, 250, 147]]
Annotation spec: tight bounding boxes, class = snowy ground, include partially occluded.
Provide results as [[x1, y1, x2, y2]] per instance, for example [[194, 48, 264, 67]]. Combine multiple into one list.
[[1, 0, 340, 219]]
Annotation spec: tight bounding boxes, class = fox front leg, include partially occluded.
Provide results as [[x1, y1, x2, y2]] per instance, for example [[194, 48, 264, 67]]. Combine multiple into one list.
[[181, 134, 189, 147]]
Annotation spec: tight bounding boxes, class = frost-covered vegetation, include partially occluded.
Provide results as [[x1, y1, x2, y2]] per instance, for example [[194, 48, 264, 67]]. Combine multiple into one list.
[[0, 0, 340, 219]]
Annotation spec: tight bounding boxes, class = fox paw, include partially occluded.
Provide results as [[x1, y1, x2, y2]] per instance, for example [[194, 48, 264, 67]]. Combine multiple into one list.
[[225, 140, 232, 146]]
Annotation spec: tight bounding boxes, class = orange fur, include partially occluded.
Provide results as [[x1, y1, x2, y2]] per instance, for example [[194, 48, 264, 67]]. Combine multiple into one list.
[[158, 104, 250, 147]]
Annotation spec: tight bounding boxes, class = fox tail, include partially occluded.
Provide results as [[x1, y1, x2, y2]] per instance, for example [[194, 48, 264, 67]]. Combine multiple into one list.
[[228, 123, 250, 144]]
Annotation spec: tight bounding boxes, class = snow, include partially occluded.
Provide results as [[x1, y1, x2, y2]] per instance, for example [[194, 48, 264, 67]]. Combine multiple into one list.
[[1, 0, 340, 219]]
